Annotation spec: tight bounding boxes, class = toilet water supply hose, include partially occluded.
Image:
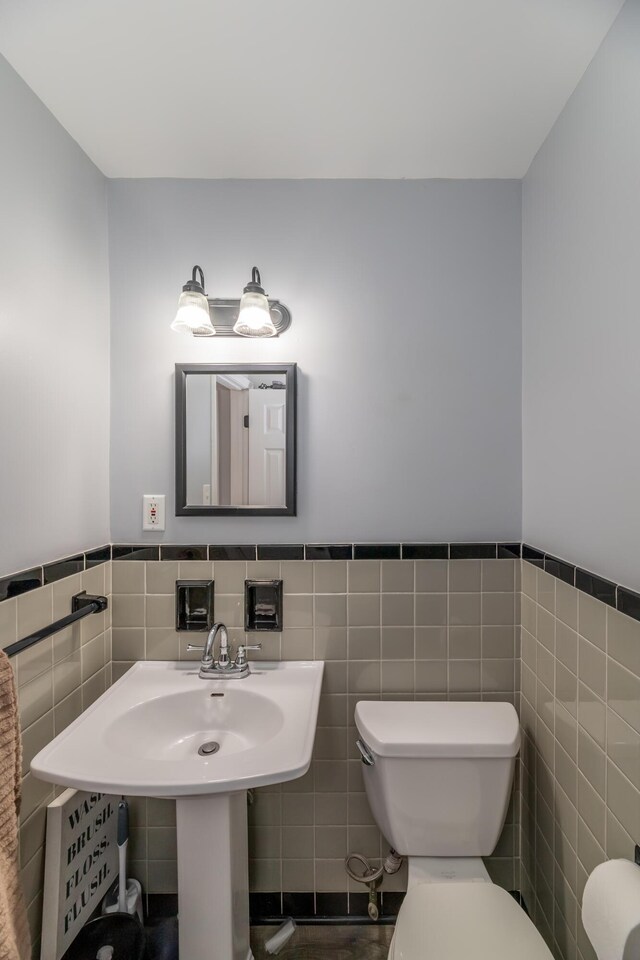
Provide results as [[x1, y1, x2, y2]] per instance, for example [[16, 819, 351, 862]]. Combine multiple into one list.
[[251, 790, 404, 922], [344, 849, 404, 920]]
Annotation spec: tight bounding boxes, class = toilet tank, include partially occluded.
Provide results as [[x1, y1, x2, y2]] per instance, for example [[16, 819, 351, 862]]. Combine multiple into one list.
[[354, 701, 520, 857]]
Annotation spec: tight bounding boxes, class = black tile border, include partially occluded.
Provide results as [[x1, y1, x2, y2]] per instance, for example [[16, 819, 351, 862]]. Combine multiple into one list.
[[4, 539, 640, 627], [257, 544, 305, 561], [346, 892, 370, 916], [248, 890, 403, 923], [544, 554, 575, 586], [380, 891, 406, 916], [108, 541, 530, 564], [249, 892, 282, 920], [43, 554, 84, 585], [450, 543, 497, 559], [522, 543, 640, 624], [208, 545, 257, 561], [0, 567, 43, 603], [618, 587, 640, 621], [353, 544, 401, 560], [315, 892, 348, 917], [0, 544, 112, 604], [282, 892, 314, 916], [575, 567, 616, 607], [86, 545, 111, 568], [305, 544, 353, 560], [522, 544, 544, 566], [402, 544, 448, 559], [498, 543, 522, 559], [112, 545, 160, 561], [159, 887, 535, 924], [160, 544, 207, 561]]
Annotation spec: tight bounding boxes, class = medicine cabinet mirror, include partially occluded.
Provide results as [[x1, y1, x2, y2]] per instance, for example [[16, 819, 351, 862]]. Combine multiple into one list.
[[175, 363, 297, 516]]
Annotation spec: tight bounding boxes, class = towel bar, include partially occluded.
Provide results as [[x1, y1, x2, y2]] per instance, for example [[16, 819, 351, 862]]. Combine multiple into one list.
[[5, 591, 108, 658]]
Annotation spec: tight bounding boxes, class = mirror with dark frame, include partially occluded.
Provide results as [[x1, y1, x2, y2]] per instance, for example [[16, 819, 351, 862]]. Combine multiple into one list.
[[175, 363, 297, 516]]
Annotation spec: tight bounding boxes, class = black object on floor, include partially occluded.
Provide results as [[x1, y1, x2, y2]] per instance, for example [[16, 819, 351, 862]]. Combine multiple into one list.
[[67, 914, 145, 960], [145, 916, 179, 960], [146, 895, 179, 920]]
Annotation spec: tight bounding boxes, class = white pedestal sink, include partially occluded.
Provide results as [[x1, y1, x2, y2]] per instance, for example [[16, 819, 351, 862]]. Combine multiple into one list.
[[32, 660, 324, 960]]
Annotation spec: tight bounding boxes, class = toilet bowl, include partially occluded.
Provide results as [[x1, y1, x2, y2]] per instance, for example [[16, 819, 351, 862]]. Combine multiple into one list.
[[387, 881, 550, 960], [354, 700, 552, 959]]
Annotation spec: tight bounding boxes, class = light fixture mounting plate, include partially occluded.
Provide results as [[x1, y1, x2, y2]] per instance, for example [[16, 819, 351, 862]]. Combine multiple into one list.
[[207, 298, 291, 337]]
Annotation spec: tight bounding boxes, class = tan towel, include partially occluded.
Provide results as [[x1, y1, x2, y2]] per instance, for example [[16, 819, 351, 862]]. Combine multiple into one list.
[[0, 651, 32, 960]]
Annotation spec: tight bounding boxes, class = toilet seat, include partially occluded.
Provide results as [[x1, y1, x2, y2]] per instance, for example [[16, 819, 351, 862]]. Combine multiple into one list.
[[389, 882, 553, 960]]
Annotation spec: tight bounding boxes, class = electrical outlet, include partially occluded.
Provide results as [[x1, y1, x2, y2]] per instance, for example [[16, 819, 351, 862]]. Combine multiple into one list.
[[143, 494, 165, 531]]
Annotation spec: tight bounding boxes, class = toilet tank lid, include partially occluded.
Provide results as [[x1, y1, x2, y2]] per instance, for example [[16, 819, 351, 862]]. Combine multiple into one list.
[[354, 701, 520, 758]]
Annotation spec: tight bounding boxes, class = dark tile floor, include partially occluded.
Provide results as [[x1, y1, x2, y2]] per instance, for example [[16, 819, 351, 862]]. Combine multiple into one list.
[[251, 924, 394, 959]]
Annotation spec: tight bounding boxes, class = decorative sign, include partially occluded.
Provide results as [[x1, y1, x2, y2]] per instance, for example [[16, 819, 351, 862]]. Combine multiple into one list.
[[40, 789, 118, 960]]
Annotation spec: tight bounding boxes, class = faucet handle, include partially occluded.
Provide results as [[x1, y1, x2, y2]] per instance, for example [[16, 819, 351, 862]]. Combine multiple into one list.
[[235, 643, 262, 668], [186, 643, 214, 668]]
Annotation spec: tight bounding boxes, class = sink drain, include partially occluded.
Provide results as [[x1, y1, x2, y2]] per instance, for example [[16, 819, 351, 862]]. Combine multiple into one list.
[[198, 741, 220, 756]]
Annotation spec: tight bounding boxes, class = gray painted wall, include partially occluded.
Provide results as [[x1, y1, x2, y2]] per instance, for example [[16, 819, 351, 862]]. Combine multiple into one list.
[[108, 179, 522, 544], [0, 54, 110, 577], [522, 0, 640, 591]]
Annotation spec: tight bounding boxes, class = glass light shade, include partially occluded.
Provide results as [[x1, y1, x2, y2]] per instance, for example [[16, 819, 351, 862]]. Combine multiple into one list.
[[171, 289, 215, 337], [233, 290, 277, 337]]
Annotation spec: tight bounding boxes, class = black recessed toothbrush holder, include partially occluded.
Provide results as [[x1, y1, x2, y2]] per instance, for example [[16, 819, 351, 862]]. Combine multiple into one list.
[[245, 580, 283, 632]]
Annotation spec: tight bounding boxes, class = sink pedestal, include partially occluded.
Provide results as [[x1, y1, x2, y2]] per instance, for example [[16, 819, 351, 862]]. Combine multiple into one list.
[[31, 661, 324, 958], [176, 792, 253, 960]]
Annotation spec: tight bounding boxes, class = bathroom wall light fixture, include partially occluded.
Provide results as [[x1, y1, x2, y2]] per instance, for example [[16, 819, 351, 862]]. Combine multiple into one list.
[[171, 265, 215, 337], [171, 265, 291, 338], [233, 268, 277, 338]]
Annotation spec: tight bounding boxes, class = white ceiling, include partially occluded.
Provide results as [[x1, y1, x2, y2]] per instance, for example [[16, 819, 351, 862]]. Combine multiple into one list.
[[0, 0, 624, 179]]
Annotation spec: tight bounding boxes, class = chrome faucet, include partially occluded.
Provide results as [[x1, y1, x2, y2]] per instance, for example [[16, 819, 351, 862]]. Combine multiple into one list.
[[187, 622, 261, 679]]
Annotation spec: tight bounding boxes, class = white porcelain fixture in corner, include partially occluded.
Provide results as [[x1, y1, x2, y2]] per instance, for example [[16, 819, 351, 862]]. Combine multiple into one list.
[[31, 661, 323, 796], [32, 660, 324, 960]]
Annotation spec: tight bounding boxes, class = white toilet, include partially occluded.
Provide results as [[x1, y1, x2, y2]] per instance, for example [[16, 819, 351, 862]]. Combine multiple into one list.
[[354, 700, 553, 959]]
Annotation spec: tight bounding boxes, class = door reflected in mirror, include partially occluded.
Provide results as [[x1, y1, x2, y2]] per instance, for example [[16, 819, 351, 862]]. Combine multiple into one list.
[[176, 364, 296, 516]]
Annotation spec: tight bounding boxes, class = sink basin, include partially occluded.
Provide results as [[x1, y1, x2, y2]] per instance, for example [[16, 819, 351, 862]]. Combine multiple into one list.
[[106, 687, 283, 761], [31, 660, 323, 796]]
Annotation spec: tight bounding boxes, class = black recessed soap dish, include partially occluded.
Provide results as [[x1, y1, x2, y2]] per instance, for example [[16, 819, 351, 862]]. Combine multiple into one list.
[[176, 580, 214, 632], [245, 580, 283, 632]]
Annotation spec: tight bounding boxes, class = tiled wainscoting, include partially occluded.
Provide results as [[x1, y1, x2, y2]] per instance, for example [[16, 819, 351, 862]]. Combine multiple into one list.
[[519, 560, 640, 960], [5, 542, 639, 958], [110, 556, 520, 909], [0, 561, 111, 959]]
